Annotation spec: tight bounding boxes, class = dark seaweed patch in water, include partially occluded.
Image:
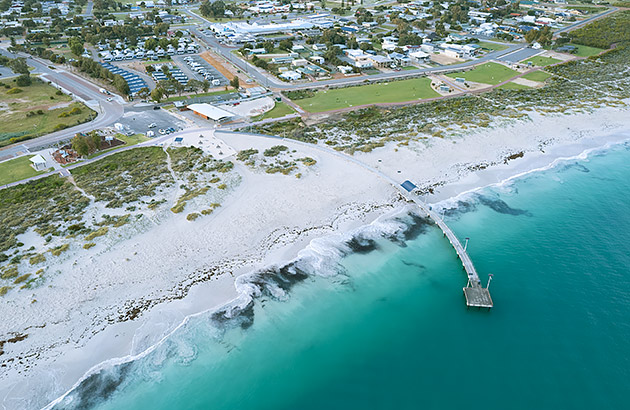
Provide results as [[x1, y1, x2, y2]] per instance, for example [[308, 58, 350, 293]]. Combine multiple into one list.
[[346, 236, 379, 254], [56, 363, 132, 410], [566, 163, 590, 173], [401, 260, 426, 270], [212, 262, 309, 330], [211, 300, 255, 330], [401, 214, 433, 241], [382, 213, 433, 246], [477, 195, 532, 216], [443, 200, 478, 218]]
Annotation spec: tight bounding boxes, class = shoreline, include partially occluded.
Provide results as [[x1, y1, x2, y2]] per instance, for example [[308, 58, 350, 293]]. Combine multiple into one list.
[[1, 106, 629, 410]]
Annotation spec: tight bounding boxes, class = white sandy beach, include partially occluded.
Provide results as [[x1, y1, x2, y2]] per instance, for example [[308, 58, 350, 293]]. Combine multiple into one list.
[[1, 104, 629, 410]]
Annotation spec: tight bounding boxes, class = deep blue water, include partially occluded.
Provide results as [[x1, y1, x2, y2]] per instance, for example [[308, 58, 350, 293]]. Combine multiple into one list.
[[53, 141, 630, 410]]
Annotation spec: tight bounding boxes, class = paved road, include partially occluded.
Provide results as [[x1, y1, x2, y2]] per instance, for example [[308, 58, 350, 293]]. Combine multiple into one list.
[[188, 6, 617, 91], [84, 0, 93, 17], [554, 6, 618, 35]]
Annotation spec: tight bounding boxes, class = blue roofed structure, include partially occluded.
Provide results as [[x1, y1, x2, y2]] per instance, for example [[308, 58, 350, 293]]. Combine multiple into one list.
[[401, 180, 417, 192]]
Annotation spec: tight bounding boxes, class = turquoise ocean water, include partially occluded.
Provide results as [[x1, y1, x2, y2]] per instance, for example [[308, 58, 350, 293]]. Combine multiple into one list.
[[53, 141, 630, 410]]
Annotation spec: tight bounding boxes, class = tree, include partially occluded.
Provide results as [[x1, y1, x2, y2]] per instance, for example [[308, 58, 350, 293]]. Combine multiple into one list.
[[137, 87, 150, 100], [112, 74, 130, 95], [68, 37, 84, 56], [230, 76, 240, 89], [151, 87, 164, 102], [262, 41, 275, 53], [16, 74, 31, 87], [201, 79, 210, 93], [72, 133, 92, 157], [278, 38, 293, 51], [200, 0, 225, 18], [9, 57, 29, 75], [187, 79, 202, 94]]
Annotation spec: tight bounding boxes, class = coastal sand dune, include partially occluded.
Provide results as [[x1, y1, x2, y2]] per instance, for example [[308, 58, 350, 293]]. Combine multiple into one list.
[[1, 105, 629, 409]]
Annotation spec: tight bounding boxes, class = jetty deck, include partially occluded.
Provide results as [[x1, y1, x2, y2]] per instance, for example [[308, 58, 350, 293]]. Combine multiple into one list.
[[407, 196, 493, 309]]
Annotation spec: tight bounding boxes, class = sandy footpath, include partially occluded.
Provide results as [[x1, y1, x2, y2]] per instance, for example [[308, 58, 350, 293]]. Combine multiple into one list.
[[1, 104, 629, 410]]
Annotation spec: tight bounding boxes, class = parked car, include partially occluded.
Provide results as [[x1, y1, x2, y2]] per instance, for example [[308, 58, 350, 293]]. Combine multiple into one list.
[[148, 123, 157, 128], [153, 106, 160, 110]]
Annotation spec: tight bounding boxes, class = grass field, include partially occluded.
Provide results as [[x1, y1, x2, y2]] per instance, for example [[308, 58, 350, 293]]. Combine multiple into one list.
[[523, 56, 561, 66], [0, 155, 48, 185], [522, 71, 552, 82], [572, 44, 605, 57], [86, 134, 150, 159], [498, 82, 531, 90], [293, 77, 439, 113], [165, 89, 233, 102], [402, 66, 418, 71], [477, 41, 510, 51], [446, 62, 518, 85], [253, 102, 294, 121], [0, 80, 94, 147]]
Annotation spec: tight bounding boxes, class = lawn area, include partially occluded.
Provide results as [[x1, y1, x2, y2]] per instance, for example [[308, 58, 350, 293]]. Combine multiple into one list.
[[165, 89, 233, 102], [572, 44, 605, 57], [477, 41, 509, 51], [0, 79, 95, 147], [523, 56, 561, 67], [446, 62, 518, 85], [522, 71, 552, 82], [252, 102, 294, 121], [402, 66, 419, 71], [85, 134, 150, 159], [0, 155, 48, 185], [293, 77, 439, 113], [497, 82, 531, 90]]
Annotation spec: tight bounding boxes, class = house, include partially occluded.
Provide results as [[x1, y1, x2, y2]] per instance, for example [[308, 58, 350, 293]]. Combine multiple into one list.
[[367, 54, 392, 68], [337, 65, 354, 74], [312, 43, 327, 51], [389, 52, 412, 66], [279, 70, 302, 81], [187, 103, 235, 122], [409, 50, 429, 63], [29, 154, 47, 171], [291, 58, 309, 67], [310, 55, 325, 64]]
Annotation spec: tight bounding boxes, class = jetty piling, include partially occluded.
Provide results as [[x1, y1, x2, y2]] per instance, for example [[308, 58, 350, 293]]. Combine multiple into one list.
[[404, 193, 494, 309]]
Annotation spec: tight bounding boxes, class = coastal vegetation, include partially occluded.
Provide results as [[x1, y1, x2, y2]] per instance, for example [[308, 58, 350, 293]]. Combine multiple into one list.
[[236, 146, 317, 176], [72, 147, 172, 208], [0, 146, 241, 295]]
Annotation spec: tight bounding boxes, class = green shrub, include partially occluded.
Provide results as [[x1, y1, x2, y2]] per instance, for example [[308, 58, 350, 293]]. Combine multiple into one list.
[[263, 145, 289, 157], [85, 227, 108, 241], [29, 253, 46, 265], [6, 87, 23, 94], [186, 212, 200, 221], [83, 242, 96, 249], [236, 148, 259, 161], [14, 274, 31, 284], [50, 243, 69, 256], [0, 286, 10, 296], [1, 265, 19, 280]]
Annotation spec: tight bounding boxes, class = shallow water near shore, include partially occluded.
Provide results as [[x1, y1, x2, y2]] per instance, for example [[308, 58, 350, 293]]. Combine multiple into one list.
[[53, 141, 630, 410]]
